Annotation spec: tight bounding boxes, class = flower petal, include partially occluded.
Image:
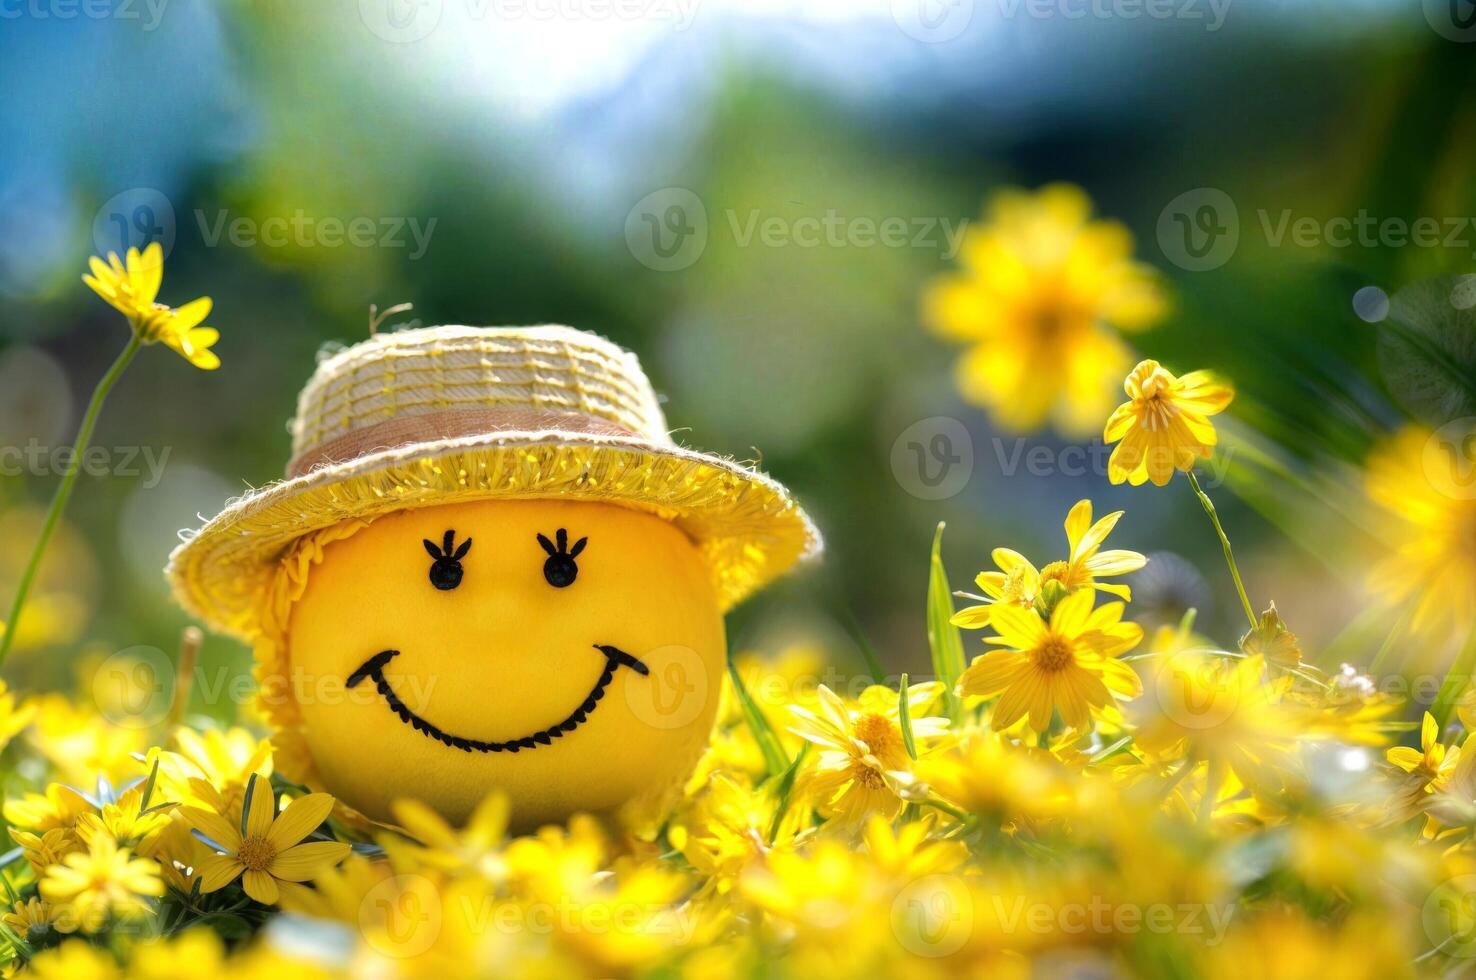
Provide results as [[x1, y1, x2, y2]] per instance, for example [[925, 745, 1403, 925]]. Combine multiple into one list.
[[242, 869, 280, 905], [244, 775, 276, 840], [197, 854, 245, 893], [181, 807, 243, 852], [269, 841, 351, 882], [1064, 499, 1092, 555], [266, 793, 336, 850]]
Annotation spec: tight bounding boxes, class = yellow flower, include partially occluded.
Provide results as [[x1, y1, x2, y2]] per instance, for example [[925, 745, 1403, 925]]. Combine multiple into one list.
[[915, 732, 1076, 827], [180, 774, 349, 905], [275, 853, 400, 923], [383, 791, 509, 881], [24, 939, 121, 980], [82, 243, 220, 370], [74, 786, 175, 858], [155, 726, 272, 815], [923, 183, 1166, 436], [39, 834, 163, 933], [953, 499, 1146, 630], [3, 782, 93, 833], [25, 695, 148, 785], [1204, 910, 1414, 980], [951, 550, 1041, 630], [958, 589, 1143, 732], [1134, 652, 1302, 802], [126, 927, 227, 979], [788, 683, 948, 824], [503, 813, 609, 899], [1, 897, 63, 948], [1103, 359, 1234, 486], [10, 827, 81, 875], [1364, 425, 1476, 637], [860, 813, 966, 879], [1387, 712, 1457, 790], [738, 840, 890, 975], [671, 772, 805, 895]]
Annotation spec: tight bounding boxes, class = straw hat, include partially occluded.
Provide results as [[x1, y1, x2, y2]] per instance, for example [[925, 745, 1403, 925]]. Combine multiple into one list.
[[167, 325, 820, 639]]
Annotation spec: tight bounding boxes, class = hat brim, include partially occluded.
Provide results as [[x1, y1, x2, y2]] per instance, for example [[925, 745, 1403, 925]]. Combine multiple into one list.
[[167, 430, 821, 640]]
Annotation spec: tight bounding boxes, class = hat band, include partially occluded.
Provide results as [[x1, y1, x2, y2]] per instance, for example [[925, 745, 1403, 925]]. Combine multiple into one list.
[[286, 407, 644, 478]]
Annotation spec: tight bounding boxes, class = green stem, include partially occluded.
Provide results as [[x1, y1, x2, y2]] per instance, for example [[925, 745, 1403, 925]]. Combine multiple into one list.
[[0, 335, 141, 668], [1159, 757, 1195, 803], [1199, 759, 1223, 826], [1185, 469, 1257, 631], [1367, 605, 1414, 675], [918, 797, 971, 824]]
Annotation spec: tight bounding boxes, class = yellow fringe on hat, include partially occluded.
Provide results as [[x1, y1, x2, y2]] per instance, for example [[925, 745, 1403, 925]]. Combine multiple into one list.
[[173, 439, 817, 640], [253, 518, 375, 791]]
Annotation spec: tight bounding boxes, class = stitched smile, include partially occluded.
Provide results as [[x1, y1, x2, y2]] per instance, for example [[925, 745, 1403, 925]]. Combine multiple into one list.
[[345, 645, 649, 753]]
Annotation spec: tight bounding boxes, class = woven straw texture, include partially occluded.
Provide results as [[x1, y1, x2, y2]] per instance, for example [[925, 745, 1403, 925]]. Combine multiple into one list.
[[167, 325, 820, 639]]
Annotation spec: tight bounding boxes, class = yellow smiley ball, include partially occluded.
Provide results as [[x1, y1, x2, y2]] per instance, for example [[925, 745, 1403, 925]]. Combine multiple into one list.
[[285, 498, 725, 830]]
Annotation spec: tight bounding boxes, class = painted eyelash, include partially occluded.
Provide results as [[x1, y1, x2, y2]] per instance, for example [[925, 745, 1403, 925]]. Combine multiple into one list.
[[423, 529, 471, 590], [536, 528, 586, 588]]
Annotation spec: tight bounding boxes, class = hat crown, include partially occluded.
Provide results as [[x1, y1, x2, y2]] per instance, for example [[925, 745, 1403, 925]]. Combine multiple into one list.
[[289, 325, 671, 475]]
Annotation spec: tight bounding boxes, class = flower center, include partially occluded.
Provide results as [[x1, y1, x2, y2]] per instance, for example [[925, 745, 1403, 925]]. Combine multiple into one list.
[[237, 836, 277, 872], [1034, 636, 1075, 673], [854, 713, 901, 759], [1040, 561, 1082, 590], [1000, 564, 1037, 605], [1140, 367, 1174, 398]]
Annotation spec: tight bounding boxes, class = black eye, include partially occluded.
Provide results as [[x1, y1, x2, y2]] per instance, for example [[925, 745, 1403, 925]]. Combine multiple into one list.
[[423, 530, 471, 591], [536, 528, 587, 588]]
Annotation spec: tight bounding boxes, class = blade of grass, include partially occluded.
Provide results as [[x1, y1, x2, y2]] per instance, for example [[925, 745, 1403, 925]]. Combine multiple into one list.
[[898, 673, 918, 761], [1432, 628, 1476, 730], [1088, 735, 1134, 764], [0, 920, 32, 959], [766, 743, 810, 844], [927, 523, 966, 725], [138, 753, 162, 814], [727, 658, 789, 777]]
